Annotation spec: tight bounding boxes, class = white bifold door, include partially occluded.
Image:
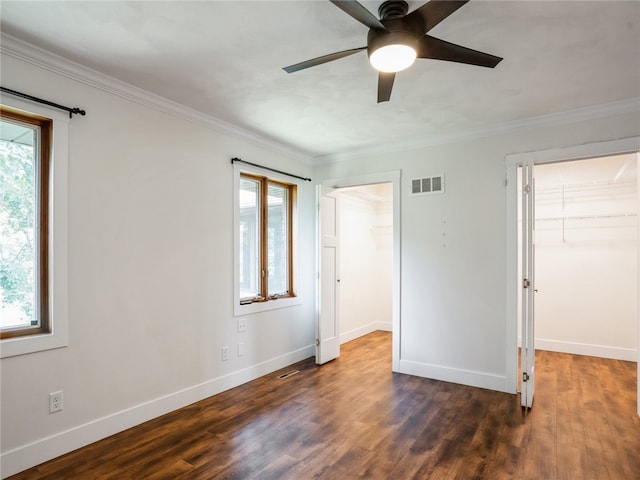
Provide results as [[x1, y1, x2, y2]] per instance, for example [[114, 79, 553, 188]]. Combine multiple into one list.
[[521, 160, 536, 408], [316, 185, 340, 364]]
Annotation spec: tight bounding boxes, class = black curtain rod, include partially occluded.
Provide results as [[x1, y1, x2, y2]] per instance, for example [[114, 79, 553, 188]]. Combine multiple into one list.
[[1, 86, 86, 118], [231, 157, 311, 182]]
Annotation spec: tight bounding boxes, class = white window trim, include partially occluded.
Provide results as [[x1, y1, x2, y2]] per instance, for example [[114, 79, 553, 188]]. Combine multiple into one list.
[[233, 163, 301, 316], [1, 97, 69, 358]]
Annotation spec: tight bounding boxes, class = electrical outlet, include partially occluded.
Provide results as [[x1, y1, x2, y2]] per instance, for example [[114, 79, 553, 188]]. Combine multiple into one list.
[[238, 342, 245, 357], [238, 318, 247, 333], [222, 346, 229, 361], [49, 391, 63, 413]]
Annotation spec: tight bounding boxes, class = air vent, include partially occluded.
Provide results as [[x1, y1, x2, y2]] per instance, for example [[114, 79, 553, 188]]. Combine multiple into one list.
[[277, 370, 300, 380], [411, 174, 444, 196]]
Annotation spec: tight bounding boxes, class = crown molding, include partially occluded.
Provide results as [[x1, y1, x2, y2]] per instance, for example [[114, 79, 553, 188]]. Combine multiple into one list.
[[314, 96, 640, 164], [0, 34, 314, 163]]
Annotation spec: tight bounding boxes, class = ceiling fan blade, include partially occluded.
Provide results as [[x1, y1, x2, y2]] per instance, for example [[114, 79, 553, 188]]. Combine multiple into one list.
[[377, 72, 395, 103], [417, 35, 502, 68], [330, 1, 385, 30], [283, 47, 367, 73], [406, 1, 469, 35]]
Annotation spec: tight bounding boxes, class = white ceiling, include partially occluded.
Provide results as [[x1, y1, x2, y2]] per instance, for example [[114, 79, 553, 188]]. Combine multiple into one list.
[[1, 1, 639, 161]]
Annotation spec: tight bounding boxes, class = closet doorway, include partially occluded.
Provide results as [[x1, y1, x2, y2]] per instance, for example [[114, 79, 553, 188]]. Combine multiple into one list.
[[317, 171, 401, 371], [337, 183, 394, 344], [533, 154, 638, 362], [507, 137, 640, 412]]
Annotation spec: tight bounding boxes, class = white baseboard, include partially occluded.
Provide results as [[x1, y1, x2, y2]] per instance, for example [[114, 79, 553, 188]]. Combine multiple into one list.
[[0, 345, 315, 479], [376, 321, 392, 332], [397, 359, 510, 393], [340, 322, 391, 344], [535, 338, 638, 362]]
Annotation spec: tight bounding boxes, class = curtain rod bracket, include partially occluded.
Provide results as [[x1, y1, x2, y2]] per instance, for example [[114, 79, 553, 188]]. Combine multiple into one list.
[[231, 157, 311, 182]]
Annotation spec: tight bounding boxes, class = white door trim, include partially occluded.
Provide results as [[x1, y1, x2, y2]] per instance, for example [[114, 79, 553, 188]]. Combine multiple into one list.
[[322, 171, 401, 371], [505, 136, 640, 414]]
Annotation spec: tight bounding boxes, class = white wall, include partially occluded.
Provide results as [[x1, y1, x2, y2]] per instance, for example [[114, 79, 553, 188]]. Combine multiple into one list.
[[0, 52, 316, 477], [533, 155, 637, 360], [2, 41, 640, 479], [314, 110, 640, 394], [338, 184, 393, 343]]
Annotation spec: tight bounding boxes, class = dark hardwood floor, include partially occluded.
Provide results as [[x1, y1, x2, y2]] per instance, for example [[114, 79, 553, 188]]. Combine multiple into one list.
[[9, 331, 640, 479]]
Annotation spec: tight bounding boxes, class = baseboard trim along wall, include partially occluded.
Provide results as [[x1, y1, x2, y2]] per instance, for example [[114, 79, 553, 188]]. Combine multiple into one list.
[[340, 323, 392, 345], [535, 338, 637, 362], [397, 359, 510, 393], [0, 345, 315, 479]]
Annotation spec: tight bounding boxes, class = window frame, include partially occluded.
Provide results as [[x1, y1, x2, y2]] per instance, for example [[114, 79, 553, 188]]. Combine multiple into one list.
[[1, 99, 69, 358], [0, 107, 52, 339], [233, 164, 300, 316]]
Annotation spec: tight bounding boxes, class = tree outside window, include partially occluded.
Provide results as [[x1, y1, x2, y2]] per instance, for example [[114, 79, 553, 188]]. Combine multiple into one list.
[[0, 107, 51, 339]]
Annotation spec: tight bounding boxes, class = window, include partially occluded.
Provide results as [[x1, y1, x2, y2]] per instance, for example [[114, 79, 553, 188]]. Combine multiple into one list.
[[1, 99, 68, 358], [1, 107, 51, 339], [239, 173, 296, 304]]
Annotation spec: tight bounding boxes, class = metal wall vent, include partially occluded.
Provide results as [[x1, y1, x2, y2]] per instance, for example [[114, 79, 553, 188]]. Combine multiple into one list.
[[277, 370, 300, 380], [411, 175, 444, 196]]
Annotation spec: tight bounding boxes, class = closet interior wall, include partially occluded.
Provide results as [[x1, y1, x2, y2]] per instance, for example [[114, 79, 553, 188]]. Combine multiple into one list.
[[338, 184, 393, 344], [534, 154, 638, 361]]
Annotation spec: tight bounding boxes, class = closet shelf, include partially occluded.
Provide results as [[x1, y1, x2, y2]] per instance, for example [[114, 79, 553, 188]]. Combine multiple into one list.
[[536, 213, 637, 222], [536, 179, 636, 192]]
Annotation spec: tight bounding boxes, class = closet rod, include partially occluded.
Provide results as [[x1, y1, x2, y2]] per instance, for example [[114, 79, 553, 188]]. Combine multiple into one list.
[[1, 86, 86, 118], [231, 157, 311, 182]]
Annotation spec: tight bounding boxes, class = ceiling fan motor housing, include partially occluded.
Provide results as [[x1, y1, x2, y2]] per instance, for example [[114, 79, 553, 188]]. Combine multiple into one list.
[[367, 27, 418, 59], [367, 1, 419, 60]]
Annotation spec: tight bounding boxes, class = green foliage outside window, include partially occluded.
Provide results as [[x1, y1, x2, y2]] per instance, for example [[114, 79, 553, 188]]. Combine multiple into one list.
[[0, 136, 35, 327]]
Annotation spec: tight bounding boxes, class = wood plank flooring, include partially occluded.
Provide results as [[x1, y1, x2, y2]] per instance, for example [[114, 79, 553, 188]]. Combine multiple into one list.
[[8, 331, 640, 479]]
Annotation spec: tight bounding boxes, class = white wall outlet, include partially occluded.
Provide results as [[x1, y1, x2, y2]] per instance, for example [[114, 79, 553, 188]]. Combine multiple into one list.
[[238, 318, 247, 333], [238, 342, 245, 357], [222, 346, 229, 361], [49, 391, 63, 413]]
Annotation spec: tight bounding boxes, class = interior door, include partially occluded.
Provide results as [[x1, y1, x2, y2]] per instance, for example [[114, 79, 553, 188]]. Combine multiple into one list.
[[316, 185, 340, 364], [521, 160, 536, 408]]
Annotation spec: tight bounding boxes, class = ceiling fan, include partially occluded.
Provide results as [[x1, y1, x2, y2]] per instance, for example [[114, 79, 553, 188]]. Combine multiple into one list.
[[283, 0, 503, 103]]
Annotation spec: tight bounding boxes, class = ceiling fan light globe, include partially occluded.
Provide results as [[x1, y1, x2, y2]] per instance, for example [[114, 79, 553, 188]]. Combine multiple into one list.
[[369, 44, 416, 73]]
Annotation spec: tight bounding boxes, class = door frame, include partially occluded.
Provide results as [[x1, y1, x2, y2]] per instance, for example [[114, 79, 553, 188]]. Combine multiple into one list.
[[505, 136, 640, 414], [320, 171, 401, 371]]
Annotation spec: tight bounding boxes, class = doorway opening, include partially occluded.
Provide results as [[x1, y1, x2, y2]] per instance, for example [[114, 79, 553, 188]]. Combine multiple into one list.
[[518, 154, 638, 402], [336, 183, 393, 343], [506, 137, 640, 413], [531, 155, 637, 358], [317, 171, 401, 371]]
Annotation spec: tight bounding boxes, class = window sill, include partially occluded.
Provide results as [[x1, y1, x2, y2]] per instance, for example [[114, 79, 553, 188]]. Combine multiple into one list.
[[234, 295, 302, 316], [1, 329, 68, 358]]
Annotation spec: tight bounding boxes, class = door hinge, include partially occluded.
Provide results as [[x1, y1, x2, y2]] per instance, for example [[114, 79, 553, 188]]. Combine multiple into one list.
[[315, 338, 320, 347], [524, 184, 531, 193], [523, 278, 530, 288], [523, 372, 530, 382]]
